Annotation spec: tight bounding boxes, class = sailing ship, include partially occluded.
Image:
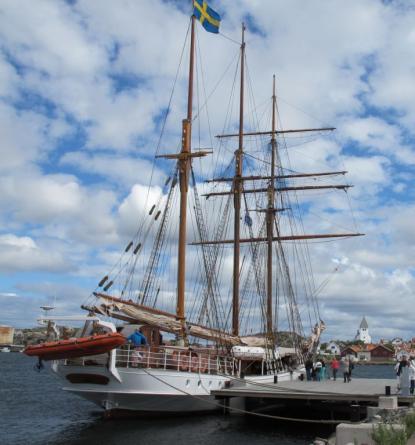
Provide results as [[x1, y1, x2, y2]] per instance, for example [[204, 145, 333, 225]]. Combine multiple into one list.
[[28, 2, 362, 415]]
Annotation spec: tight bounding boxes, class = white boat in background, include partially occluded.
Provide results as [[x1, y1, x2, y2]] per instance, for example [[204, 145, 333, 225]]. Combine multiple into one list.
[[1, 347, 11, 353], [28, 2, 362, 416]]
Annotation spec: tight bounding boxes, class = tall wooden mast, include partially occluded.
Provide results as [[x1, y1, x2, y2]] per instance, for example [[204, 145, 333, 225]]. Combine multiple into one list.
[[176, 15, 195, 333], [266, 75, 277, 334], [232, 24, 245, 336]]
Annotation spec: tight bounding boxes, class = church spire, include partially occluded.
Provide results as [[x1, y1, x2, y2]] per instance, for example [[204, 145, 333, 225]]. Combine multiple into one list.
[[356, 316, 371, 344], [360, 316, 369, 329]]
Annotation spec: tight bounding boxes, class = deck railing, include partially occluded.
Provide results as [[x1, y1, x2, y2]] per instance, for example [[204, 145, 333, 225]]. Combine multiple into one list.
[[61, 346, 237, 375], [115, 346, 237, 375]]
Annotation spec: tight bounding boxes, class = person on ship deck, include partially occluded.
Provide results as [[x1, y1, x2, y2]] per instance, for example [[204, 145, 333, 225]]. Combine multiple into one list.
[[127, 328, 148, 347], [126, 328, 148, 367]]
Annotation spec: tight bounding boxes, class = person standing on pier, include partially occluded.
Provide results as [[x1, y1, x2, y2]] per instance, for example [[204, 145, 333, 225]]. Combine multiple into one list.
[[341, 357, 350, 383], [305, 358, 313, 381], [314, 359, 323, 381], [330, 356, 340, 381], [409, 357, 415, 395], [408, 356, 415, 396], [348, 355, 355, 380], [395, 359, 401, 391], [397, 355, 410, 395], [320, 358, 327, 380]]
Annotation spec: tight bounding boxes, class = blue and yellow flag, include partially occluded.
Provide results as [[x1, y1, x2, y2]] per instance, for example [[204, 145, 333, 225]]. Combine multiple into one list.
[[193, 0, 221, 34]]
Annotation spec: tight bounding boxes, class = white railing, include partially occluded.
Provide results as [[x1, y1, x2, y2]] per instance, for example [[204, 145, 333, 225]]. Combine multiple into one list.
[[59, 347, 295, 377], [60, 346, 237, 375], [114, 346, 237, 375]]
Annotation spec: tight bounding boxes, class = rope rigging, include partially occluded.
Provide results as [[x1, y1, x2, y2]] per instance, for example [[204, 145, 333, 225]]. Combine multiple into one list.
[[79, 16, 360, 362]]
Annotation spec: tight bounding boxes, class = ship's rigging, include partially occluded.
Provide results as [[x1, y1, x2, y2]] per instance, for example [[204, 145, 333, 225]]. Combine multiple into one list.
[[82, 14, 363, 358]]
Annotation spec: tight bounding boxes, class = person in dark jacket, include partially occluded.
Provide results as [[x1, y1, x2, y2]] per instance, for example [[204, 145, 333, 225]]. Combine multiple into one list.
[[305, 358, 313, 381], [341, 357, 350, 383], [348, 357, 355, 380]]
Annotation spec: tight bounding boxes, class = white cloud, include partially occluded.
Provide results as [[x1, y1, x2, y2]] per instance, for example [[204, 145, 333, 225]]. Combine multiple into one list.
[[0, 52, 19, 99], [117, 183, 162, 237], [60, 151, 166, 188], [341, 116, 415, 165], [0, 234, 69, 273], [0, 102, 63, 171], [0, 292, 18, 297], [368, 5, 415, 132]]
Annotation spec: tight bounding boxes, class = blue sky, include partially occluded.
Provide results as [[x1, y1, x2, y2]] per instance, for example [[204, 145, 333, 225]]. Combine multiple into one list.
[[1, 0, 415, 342]]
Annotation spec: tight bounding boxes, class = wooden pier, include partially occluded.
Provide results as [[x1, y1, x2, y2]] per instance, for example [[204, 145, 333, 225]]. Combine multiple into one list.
[[212, 378, 414, 405]]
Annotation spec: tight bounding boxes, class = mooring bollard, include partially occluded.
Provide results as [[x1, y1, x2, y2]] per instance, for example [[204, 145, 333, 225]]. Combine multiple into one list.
[[350, 404, 360, 422], [385, 385, 391, 396], [222, 397, 230, 415], [274, 375, 278, 384]]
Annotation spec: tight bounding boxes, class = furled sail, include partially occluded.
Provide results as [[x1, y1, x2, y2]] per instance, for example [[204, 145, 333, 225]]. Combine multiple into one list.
[[93, 293, 244, 346]]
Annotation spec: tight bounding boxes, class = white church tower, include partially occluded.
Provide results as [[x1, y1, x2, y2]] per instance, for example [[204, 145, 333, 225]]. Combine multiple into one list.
[[355, 316, 371, 344]]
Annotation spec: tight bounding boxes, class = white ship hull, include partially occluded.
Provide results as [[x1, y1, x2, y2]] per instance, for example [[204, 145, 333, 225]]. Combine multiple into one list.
[[54, 363, 230, 414], [52, 360, 303, 415]]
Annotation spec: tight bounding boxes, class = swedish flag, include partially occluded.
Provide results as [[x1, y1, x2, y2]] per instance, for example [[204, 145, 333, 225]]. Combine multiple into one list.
[[193, 0, 221, 34]]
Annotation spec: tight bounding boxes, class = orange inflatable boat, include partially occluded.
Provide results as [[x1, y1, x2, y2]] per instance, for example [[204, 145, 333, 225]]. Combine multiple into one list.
[[24, 332, 125, 361]]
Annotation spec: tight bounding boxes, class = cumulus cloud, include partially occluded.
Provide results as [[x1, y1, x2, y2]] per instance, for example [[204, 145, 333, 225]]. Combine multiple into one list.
[[60, 151, 166, 188], [0, 234, 69, 273], [117, 183, 163, 236]]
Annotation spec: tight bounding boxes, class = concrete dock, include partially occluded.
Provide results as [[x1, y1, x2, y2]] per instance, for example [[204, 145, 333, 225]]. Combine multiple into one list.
[[212, 378, 414, 405]]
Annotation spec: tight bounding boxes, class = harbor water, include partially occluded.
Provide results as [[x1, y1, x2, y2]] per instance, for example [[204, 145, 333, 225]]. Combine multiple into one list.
[[0, 354, 396, 445]]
